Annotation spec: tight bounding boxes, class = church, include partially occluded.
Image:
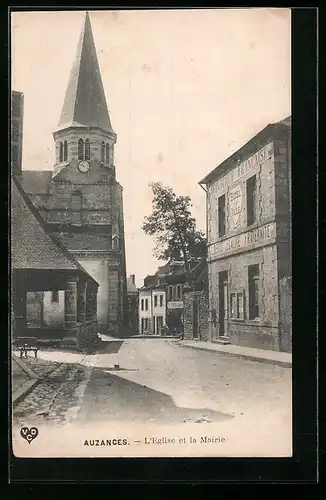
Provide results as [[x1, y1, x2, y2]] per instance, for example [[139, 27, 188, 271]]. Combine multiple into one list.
[[15, 12, 128, 337]]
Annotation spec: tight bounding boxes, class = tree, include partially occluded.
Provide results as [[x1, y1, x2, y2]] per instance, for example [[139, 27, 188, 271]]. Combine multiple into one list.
[[142, 182, 206, 286]]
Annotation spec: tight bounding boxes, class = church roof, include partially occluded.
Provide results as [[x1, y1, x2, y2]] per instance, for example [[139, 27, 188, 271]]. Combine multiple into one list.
[[57, 12, 114, 134], [17, 170, 52, 194], [11, 176, 97, 284]]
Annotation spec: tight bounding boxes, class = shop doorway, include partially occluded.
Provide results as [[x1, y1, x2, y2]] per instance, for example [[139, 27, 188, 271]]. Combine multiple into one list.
[[218, 271, 229, 337]]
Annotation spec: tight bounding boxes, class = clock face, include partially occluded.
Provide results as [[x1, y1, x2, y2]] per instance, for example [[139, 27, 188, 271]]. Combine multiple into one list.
[[78, 161, 90, 173]]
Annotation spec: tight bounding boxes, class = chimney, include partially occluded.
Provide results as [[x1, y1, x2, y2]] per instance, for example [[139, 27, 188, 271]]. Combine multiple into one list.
[[130, 274, 135, 285], [11, 91, 24, 176]]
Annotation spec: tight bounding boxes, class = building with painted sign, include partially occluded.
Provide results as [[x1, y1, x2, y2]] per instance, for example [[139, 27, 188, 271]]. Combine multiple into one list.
[[199, 116, 291, 352]]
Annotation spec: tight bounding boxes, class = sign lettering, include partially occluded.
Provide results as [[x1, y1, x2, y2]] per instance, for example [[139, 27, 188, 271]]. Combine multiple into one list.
[[209, 143, 272, 195], [208, 222, 276, 260]]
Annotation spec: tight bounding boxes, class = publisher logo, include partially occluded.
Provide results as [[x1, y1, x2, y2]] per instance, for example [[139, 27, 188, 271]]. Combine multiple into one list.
[[20, 427, 39, 444]]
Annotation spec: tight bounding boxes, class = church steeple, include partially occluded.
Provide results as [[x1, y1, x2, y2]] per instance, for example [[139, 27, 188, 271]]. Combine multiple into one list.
[[57, 11, 114, 134]]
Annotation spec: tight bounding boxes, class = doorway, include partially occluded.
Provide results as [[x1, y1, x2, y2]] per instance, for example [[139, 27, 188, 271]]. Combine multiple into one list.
[[156, 316, 163, 335], [218, 271, 229, 337]]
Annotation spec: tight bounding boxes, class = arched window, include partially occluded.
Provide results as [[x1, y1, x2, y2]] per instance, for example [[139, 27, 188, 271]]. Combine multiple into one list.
[[78, 138, 84, 160], [63, 140, 68, 161], [59, 142, 63, 162], [101, 141, 105, 163], [105, 143, 110, 164], [110, 145, 114, 166], [85, 139, 90, 161]]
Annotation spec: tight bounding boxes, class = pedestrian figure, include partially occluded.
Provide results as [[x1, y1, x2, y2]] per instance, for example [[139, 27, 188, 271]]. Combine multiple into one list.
[[162, 324, 169, 336]]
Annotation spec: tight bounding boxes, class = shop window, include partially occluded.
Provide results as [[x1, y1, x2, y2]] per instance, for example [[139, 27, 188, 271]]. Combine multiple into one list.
[[247, 175, 257, 226], [230, 291, 245, 320], [154, 295, 158, 307], [160, 294, 163, 307], [51, 290, 59, 303], [141, 299, 144, 311], [218, 194, 226, 237], [248, 264, 260, 319], [145, 298, 149, 311]]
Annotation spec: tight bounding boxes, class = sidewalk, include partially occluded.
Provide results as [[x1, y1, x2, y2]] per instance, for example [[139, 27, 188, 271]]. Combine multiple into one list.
[[172, 339, 292, 368]]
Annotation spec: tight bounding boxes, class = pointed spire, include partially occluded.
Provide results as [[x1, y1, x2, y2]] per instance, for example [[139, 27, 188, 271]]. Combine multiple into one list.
[[57, 11, 114, 133]]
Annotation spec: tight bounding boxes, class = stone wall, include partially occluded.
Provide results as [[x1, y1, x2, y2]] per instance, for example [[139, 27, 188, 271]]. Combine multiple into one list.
[[279, 276, 292, 353], [183, 291, 209, 342]]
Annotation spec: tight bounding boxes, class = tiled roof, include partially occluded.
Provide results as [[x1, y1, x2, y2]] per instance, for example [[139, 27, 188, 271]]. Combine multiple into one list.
[[11, 177, 97, 284], [17, 171, 52, 195]]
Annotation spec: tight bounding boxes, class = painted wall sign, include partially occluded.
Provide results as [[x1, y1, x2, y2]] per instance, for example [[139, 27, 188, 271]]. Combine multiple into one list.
[[208, 221, 276, 260], [208, 143, 273, 195], [228, 184, 243, 230]]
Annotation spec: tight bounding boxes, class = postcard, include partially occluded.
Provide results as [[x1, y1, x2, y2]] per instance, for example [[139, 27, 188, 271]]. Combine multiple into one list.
[[10, 8, 292, 459]]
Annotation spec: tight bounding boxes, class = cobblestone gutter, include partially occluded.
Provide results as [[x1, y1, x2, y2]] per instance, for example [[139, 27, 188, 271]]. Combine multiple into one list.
[[13, 359, 90, 427]]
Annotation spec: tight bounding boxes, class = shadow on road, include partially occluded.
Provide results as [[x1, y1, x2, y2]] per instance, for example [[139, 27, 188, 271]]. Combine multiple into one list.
[[78, 367, 234, 425], [96, 341, 125, 354]]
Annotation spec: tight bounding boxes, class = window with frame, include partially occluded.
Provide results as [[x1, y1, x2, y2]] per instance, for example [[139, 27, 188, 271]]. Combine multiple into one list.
[[141, 299, 144, 311], [101, 141, 105, 163], [246, 175, 257, 226], [218, 194, 226, 237], [154, 295, 158, 307], [160, 294, 163, 307], [105, 143, 110, 164], [230, 291, 245, 320], [145, 298, 149, 311], [85, 139, 90, 161], [51, 290, 59, 303], [59, 142, 64, 162], [168, 286, 173, 301], [78, 138, 84, 160], [63, 140, 68, 161], [248, 264, 260, 319], [176, 285, 182, 301]]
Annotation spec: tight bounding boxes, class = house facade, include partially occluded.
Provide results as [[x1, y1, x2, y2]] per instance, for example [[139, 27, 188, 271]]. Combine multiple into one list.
[[15, 12, 127, 336], [138, 274, 167, 335], [200, 117, 292, 352]]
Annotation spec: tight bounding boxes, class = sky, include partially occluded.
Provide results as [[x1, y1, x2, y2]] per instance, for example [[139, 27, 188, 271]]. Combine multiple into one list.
[[11, 9, 291, 288]]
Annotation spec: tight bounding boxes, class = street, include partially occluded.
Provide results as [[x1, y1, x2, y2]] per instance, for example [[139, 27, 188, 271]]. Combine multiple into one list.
[[77, 339, 291, 424], [14, 338, 291, 425]]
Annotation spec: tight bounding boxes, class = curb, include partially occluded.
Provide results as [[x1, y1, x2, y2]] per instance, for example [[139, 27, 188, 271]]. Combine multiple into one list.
[[12, 379, 39, 406], [173, 341, 292, 368], [12, 362, 66, 407]]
